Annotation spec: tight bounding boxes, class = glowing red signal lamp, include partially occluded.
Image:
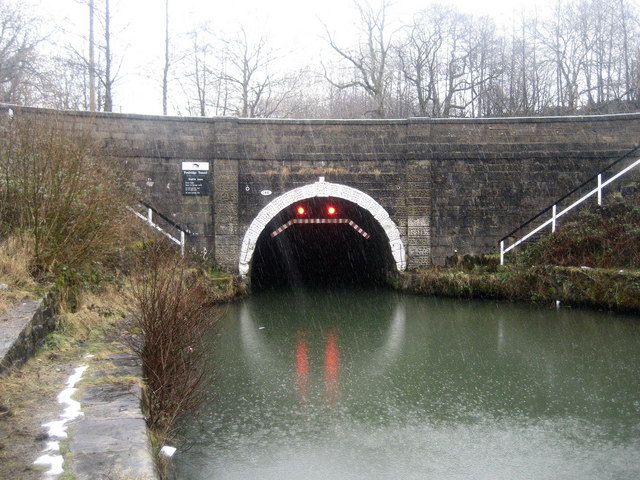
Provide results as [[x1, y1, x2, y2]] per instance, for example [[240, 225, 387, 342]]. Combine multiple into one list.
[[296, 205, 306, 215], [327, 206, 337, 215]]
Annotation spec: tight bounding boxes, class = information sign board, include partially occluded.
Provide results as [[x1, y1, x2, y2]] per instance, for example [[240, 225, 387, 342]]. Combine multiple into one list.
[[182, 162, 210, 196]]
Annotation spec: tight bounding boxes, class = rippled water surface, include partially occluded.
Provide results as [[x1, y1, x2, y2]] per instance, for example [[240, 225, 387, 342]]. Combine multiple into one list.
[[175, 288, 640, 480]]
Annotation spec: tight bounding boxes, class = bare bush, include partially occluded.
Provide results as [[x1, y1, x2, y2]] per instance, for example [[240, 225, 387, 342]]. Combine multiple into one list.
[[0, 113, 134, 278], [126, 242, 224, 438]]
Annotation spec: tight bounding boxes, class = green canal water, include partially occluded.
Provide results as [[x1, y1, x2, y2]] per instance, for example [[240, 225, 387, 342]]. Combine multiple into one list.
[[175, 288, 640, 479]]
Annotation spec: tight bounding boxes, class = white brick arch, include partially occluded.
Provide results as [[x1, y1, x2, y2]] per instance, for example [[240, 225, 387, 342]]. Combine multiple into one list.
[[238, 178, 406, 277]]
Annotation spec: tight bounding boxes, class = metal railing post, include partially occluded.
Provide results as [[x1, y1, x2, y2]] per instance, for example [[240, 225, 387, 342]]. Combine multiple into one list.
[[551, 205, 557, 233], [597, 174, 602, 206], [130, 202, 192, 252]]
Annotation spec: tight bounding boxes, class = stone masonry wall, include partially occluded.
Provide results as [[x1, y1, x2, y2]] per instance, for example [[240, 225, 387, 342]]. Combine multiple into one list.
[[425, 116, 639, 262], [2, 105, 639, 270], [0, 294, 58, 374]]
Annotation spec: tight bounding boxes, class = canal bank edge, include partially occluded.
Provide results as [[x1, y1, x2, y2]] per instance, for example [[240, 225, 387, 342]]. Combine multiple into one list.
[[393, 266, 640, 314], [0, 294, 159, 480], [0, 293, 58, 375]]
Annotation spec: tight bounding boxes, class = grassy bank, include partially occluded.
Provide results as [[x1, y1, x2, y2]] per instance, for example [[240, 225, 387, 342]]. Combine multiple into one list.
[[396, 197, 640, 314], [394, 265, 640, 314]]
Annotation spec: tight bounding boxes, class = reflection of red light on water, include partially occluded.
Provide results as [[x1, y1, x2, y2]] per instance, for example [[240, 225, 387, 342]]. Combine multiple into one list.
[[324, 330, 340, 404], [294, 330, 341, 405], [295, 333, 309, 401]]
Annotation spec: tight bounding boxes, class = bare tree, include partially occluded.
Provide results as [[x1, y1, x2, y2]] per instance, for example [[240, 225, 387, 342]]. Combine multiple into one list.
[[5, 0, 640, 118], [397, 6, 501, 118], [497, 12, 553, 115], [324, 0, 394, 118], [397, 6, 446, 116], [619, 0, 633, 102], [218, 27, 300, 118], [0, 1, 43, 104], [62, 0, 124, 112], [176, 24, 234, 117], [582, 0, 638, 109], [464, 16, 505, 117], [542, 0, 592, 111], [179, 27, 213, 116], [221, 28, 265, 117], [34, 56, 91, 110], [102, 0, 113, 111]]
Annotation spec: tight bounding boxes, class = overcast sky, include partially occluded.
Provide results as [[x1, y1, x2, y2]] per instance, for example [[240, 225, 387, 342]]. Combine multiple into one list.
[[38, 0, 549, 115]]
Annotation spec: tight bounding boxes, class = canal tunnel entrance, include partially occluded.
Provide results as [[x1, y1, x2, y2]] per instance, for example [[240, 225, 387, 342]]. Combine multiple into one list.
[[250, 197, 396, 289], [238, 179, 406, 289]]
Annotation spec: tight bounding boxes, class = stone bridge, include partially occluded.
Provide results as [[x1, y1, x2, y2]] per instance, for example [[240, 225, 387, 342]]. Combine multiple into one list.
[[4, 105, 640, 283]]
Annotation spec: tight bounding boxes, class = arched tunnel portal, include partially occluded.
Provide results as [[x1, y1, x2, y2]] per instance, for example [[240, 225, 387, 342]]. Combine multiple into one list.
[[239, 180, 406, 289]]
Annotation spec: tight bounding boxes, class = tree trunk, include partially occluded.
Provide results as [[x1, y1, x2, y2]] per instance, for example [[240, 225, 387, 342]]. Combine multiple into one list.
[[103, 0, 112, 112], [162, 0, 169, 115], [89, 0, 96, 111]]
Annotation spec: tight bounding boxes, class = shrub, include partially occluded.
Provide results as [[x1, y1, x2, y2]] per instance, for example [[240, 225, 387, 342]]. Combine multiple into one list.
[[519, 201, 640, 269], [0, 113, 135, 279], [126, 242, 224, 438]]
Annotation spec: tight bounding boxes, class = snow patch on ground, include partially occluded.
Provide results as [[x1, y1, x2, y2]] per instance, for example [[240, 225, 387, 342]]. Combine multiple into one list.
[[34, 365, 88, 478]]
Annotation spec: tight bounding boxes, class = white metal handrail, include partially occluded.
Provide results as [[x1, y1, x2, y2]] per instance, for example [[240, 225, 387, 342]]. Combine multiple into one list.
[[500, 157, 640, 265], [127, 204, 188, 255]]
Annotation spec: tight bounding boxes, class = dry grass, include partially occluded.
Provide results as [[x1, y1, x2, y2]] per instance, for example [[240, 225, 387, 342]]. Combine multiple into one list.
[[263, 166, 351, 178], [297, 167, 349, 176], [399, 265, 640, 313], [0, 235, 38, 315], [0, 354, 75, 480], [519, 199, 640, 269], [56, 283, 130, 343], [0, 235, 34, 287]]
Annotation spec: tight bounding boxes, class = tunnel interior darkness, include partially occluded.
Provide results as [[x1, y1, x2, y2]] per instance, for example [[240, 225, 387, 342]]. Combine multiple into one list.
[[250, 197, 396, 290]]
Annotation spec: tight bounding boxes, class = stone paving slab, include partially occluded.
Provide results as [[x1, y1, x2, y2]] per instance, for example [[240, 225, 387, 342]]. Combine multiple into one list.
[[80, 384, 147, 420], [72, 417, 150, 454], [69, 356, 157, 480], [71, 448, 155, 480]]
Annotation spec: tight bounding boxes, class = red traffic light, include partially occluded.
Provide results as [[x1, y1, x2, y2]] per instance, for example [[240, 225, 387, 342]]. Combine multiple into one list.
[[296, 206, 306, 215], [327, 206, 336, 215]]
